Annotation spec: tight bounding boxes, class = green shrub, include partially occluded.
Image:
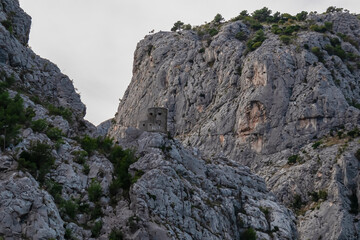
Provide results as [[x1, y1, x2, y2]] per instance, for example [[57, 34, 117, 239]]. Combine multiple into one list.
[[312, 141, 322, 149], [90, 203, 103, 220], [213, 13, 224, 24], [109, 228, 123, 240], [183, 24, 192, 30], [283, 25, 300, 35], [1, 20, 13, 34], [250, 21, 263, 30], [246, 29, 266, 51], [127, 216, 140, 232], [271, 24, 282, 34], [45, 180, 63, 204], [252, 7, 272, 22], [78, 202, 90, 214], [296, 11, 308, 21], [0, 92, 31, 149], [131, 170, 145, 184], [91, 221, 103, 238], [311, 47, 324, 62], [72, 150, 88, 164], [235, 31, 247, 41], [64, 229, 73, 240], [18, 141, 55, 182], [61, 199, 78, 220], [287, 155, 299, 164], [310, 24, 327, 33], [171, 20, 184, 32], [324, 22, 333, 31], [109, 146, 137, 196], [79, 135, 114, 155], [309, 190, 327, 202], [31, 119, 48, 132], [326, 6, 343, 13], [208, 28, 219, 37], [97, 136, 114, 154], [47, 104, 72, 123], [318, 190, 328, 200], [80, 135, 98, 155], [83, 163, 90, 175], [241, 227, 256, 240], [0, 72, 15, 90], [336, 33, 359, 49], [88, 180, 103, 202], [46, 127, 63, 141], [292, 194, 303, 209], [280, 35, 291, 45], [347, 128, 359, 138]]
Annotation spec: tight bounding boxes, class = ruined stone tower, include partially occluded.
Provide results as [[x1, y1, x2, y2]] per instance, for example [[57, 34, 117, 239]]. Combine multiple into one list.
[[139, 107, 168, 133]]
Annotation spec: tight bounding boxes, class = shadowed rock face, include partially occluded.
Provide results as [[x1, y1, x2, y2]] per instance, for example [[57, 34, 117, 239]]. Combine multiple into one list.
[[109, 11, 360, 240]]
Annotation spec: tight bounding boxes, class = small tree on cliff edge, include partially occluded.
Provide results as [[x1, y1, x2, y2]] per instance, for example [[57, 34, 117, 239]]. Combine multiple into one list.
[[171, 21, 184, 31]]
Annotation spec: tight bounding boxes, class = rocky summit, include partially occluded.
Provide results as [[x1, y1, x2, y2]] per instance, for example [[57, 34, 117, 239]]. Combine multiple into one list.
[[0, 1, 359, 240]]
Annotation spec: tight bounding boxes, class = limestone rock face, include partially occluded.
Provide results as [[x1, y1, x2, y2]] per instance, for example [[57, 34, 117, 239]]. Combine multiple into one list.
[[109, 11, 360, 240], [1, 1, 359, 239], [0, 0, 86, 119], [109, 12, 360, 159], [0, 0, 31, 45], [111, 131, 298, 240], [0, 171, 65, 239]]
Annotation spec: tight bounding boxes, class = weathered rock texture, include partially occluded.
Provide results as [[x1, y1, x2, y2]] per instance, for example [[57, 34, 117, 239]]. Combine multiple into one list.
[[109, 11, 360, 239], [0, 1, 301, 239], [107, 130, 297, 240]]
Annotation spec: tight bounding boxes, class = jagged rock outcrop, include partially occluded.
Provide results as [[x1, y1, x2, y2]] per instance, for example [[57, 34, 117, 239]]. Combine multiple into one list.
[[0, 1, 301, 239], [105, 130, 297, 240], [109, 12, 360, 159], [0, 0, 86, 120], [109, 10, 360, 239], [0, 170, 65, 239]]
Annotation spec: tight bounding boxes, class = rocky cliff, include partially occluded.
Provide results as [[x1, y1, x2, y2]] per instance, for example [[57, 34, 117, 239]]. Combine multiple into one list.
[[0, 1, 301, 239], [109, 9, 360, 240]]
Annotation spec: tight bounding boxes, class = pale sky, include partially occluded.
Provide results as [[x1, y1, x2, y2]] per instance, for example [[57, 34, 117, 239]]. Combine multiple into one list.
[[19, 0, 360, 125]]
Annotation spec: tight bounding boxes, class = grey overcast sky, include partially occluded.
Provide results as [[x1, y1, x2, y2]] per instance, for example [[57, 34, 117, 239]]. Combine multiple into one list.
[[19, 0, 360, 125]]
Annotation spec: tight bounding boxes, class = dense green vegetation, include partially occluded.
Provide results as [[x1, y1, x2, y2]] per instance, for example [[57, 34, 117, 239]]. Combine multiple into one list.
[[309, 190, 328, 202], [79, 135, 113, 155], [108, 146, 137, 197], [18, 141, 55, 183], [246, 29, 266, 51], [0, 73, 34, 150], [169, 5, 360, 59], [88, 180, 103, 202], [47, 104, 73, 123], [1, 20, 13, 34], [241, 227, 256, 240], [109, 228, 124, 240], [31, 119, 48, 132], [287, 154, 299, 165], [91, 221, 103, 238]]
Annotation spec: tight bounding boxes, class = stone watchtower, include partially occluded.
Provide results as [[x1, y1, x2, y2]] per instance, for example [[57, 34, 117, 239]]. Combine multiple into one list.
[[139, 107, 168, 133]]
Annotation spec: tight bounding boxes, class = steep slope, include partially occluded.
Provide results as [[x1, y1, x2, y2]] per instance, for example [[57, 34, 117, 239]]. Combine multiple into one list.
[[109, 10, 360, 239], [0, 1, 297, 239], [110, 11, 360, 159]]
